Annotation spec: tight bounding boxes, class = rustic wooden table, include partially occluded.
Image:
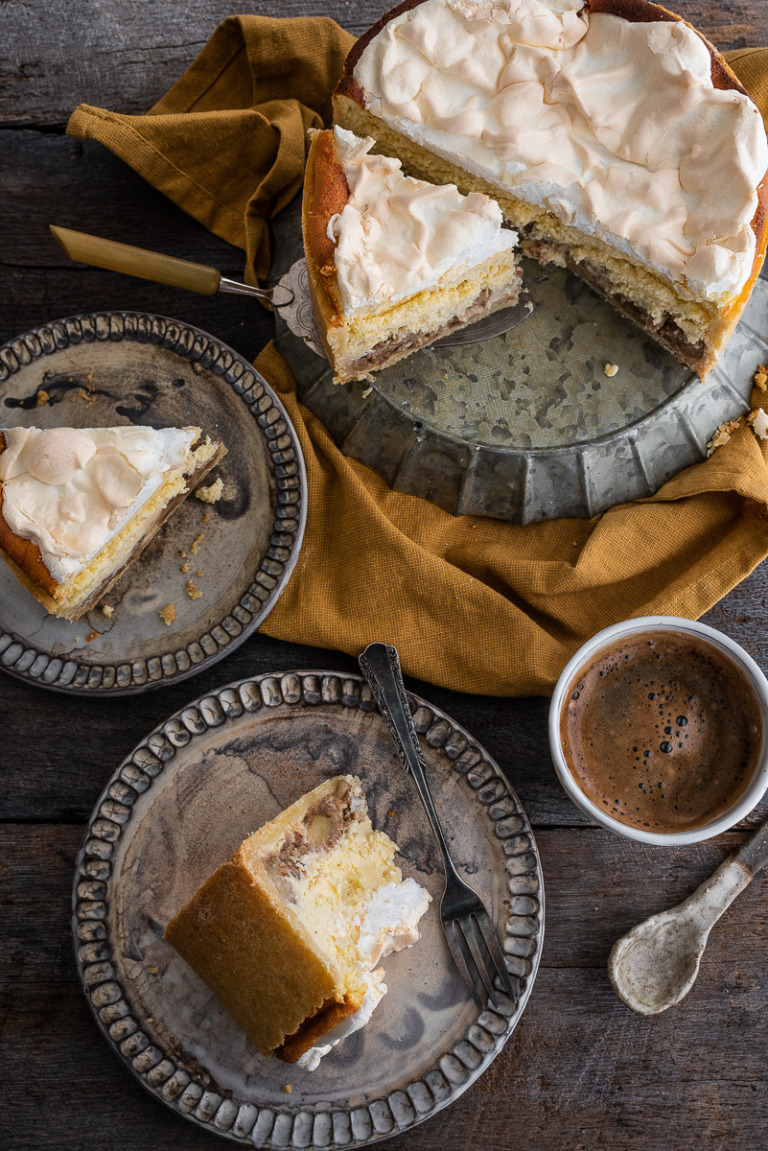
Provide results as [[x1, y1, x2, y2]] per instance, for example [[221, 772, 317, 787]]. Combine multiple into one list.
[[3, 3, 768, 1149]]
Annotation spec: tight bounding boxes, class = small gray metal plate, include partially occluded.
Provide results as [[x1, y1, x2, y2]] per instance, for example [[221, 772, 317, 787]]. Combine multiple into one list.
[[72, 670, 544, 1149], [0, 313, 306, 694], [274, 232, 768, 524]]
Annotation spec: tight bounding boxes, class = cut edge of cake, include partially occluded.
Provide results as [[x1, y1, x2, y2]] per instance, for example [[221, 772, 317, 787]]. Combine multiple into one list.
[[164, 775, 430, 1066]]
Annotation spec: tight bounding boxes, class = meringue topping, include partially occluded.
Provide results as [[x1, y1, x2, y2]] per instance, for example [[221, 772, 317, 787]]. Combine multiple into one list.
[[328, 125, 518, 312], [0, 425, 197, 583], [353, 0, 768, 300]]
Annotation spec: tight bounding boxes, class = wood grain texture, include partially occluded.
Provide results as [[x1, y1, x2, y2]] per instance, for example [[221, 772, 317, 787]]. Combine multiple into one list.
[[2, 1, 768, 128]]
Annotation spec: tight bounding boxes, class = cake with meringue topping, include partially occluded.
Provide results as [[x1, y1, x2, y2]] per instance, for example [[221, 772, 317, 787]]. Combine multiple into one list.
[[334, 0, 768, 376], [303, 125, 522, 384], [164, 775, 430, 1068], [0, 424, 225, 620]]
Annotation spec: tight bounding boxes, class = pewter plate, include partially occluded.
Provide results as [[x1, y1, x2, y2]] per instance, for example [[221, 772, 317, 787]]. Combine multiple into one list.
[[0, 313, 306, 694], [272, 199, 768, 524], [72, 670, 543, 1149]]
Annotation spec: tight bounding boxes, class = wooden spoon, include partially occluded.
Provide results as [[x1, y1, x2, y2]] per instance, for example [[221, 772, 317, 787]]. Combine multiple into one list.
[[608, 820, 768, 1014]]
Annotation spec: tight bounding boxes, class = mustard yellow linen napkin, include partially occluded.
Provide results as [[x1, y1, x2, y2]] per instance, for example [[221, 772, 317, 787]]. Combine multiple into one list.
[[67, 19, 768, 695]]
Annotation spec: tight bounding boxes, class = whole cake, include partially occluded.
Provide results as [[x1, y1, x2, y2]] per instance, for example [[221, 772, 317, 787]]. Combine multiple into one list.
[[303, 125, 522, 383], [334, 0, 768, 376], [164, 775, 430, 1068], [0, 424, 225, 620]]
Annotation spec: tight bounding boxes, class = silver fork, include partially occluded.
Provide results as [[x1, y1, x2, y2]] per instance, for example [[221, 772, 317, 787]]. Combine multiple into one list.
[[358, 641, 515, 1011]]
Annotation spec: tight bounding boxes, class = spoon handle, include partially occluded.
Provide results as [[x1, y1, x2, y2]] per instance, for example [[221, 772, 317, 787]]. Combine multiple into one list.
[[732, 818, 768, 876]]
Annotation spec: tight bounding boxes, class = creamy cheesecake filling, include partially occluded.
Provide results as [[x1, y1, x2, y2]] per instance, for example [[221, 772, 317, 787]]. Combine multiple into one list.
[[329, 125, 518, 313], [0, 426, 199, 583], [353, 0, 768, 303], [264, 778, 430, 1069]]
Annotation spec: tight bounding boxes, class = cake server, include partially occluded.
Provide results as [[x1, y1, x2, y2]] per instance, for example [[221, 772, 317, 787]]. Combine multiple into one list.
[[359, 641, 515, 1011], [49, 225, 295, 311], [608, 816, 768, 1014], [50, 226, 532, 351]]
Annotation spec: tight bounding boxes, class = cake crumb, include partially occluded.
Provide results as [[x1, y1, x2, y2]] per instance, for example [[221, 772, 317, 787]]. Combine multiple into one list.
[[148, 966, 159, 975], [195, 476, 224, 504], [86, 631, 98, 642], [78, 388, 96, 404], [282, 1085, 293, 1094], [754, 364, 768, 391], [748, 408, 768, 440], [361, 386, 373, 398], [101, 604, 114, 618], [159, 603, 176, 626], [191, 532, 205, 555], [36, 389, 49, 407], [196, 569, 203, 578], [187, 581, 203, 600], [707, 418, 742, 455], [181, 562, 190, 574], [178, 549, 187, 559], [203, 513, 210, 523], [604, 362, 619, 377], [87, 371, 94, 384]]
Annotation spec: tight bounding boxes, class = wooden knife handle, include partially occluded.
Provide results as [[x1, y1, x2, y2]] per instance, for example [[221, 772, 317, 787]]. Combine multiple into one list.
[[50, 225, 221, 295]]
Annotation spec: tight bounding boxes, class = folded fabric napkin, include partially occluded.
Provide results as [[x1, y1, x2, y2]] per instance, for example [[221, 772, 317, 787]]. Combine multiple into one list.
[[68, 16, 768, 696]]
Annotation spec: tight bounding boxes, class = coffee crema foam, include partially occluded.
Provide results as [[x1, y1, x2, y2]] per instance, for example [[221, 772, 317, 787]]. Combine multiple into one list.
[[559, 631, 764, 832]]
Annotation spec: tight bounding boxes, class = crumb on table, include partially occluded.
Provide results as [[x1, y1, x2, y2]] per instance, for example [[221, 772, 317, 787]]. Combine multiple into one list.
[[159, 604, 176, 626], [101, 604, 114, 618], [195, 476, 224, 504], [36, 389, 49, 407], [281, 1085, 293, 1094], [187, 581, 202, 600], [190, 533, 205, 555], [604, 363, 619, 377], [754, 364, 768, 391]]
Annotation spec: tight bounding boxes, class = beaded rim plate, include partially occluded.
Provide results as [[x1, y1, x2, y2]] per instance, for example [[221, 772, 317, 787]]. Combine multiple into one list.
[[72, 669, 544, 1149], [0, 312, 306, 695]]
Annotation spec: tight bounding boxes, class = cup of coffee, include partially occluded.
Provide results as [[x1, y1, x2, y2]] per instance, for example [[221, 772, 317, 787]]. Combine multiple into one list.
[[549, 616, 768, 845]]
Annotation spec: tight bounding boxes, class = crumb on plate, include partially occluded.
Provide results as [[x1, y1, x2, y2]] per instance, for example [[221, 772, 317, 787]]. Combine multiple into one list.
[[195, 476, 224, 504], [159, 603, 176, 626]]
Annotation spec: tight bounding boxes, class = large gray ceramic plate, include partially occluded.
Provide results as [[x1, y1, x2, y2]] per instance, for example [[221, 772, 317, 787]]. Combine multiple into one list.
[[272, 192, 768, 524], [0, 312, 306, 694], [72, 669, 543, 1149]]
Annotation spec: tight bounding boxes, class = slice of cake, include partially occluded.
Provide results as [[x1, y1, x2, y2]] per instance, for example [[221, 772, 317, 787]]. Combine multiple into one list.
[[0, 424, 226, 620], [302, 125, 522, 384], [164, 775, 430, 1067], [334, 0, 768, 377]]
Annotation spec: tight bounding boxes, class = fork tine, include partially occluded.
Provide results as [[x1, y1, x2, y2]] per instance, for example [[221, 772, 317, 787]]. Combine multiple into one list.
[[472, 909, 516, 1001], [443, 919, 486, 1008], [461, 916, 497, 1004]]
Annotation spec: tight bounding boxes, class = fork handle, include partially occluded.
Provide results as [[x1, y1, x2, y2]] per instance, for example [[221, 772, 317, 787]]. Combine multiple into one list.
[[359, 642, 459, 879]]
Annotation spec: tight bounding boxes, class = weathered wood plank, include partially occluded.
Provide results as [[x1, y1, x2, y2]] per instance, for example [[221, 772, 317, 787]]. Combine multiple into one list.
[[3, 825, 768, 1150], [2, 0, 768, 128]]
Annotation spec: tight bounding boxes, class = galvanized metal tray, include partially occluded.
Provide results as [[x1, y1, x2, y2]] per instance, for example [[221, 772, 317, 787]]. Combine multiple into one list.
[[270, 201, 768, 524]]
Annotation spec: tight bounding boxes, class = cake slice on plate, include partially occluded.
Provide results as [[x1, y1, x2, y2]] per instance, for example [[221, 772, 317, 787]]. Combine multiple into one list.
[[302, 125, 522, 384], [334, 0, 768, 377], [164, 774, 430, 1068], [0, 424, 225, 620]]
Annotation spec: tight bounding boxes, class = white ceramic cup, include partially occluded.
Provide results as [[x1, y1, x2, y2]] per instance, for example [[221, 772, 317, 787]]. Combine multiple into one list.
[[548, 615, 768, 846]]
